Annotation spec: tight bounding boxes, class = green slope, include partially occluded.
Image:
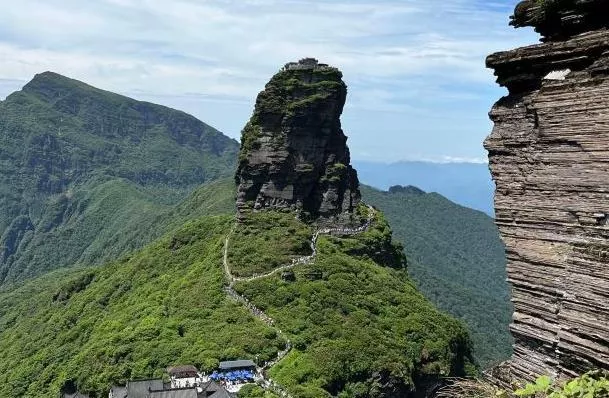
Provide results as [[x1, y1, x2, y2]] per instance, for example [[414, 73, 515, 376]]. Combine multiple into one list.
[[234, 211, 472, 397], [0, 191, 474, 397], [7, 177, 236, 286], [361, 185, 512, 367], [0, 72, 239, 283], [0, 216, 283, 397]]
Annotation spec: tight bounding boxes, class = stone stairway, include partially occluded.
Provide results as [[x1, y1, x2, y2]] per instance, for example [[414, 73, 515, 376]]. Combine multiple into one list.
[[221, 205, 375, 397]]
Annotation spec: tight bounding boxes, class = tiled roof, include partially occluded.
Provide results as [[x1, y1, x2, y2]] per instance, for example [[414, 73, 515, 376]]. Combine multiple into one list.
[[218, 360, 255, 370], [200, 381, 232, 398], [110, 386, 127, 398], [127, 379, 164, 398], [167, 365, 199, 376], [148, 387, 198, 398]]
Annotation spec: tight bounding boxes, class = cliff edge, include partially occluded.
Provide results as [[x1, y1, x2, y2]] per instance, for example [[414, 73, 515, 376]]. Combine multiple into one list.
[[235, 58, 361, 221], [486, 0, 609, 382]]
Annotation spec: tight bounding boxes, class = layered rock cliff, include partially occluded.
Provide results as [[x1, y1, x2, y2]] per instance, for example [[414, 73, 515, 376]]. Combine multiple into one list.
[[235, 58, 361, 220], [485, 0, 609, 382], [511, 0, 609, 42]]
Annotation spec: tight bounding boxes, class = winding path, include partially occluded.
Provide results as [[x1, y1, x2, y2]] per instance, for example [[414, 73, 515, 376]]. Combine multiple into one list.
[[221, 205, 375, 397]]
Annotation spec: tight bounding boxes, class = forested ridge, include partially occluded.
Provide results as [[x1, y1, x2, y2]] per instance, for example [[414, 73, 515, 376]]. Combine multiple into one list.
[[0, 72, 238, 284], [0, 188, 474, 397], [361, 185, 512, 367], [0, 72, 511, 397]]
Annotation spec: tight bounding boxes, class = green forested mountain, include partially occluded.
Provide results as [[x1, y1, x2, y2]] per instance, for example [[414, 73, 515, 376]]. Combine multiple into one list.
[[0, 72, 507, 397], [0, 72, 239, 283], [361, 185, 511, 367], [0, 187, 473, 397]]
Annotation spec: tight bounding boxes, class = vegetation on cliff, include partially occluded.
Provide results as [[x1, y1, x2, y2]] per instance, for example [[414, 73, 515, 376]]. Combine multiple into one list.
[[0, 72, 238, 284], [233, 211, 474, 397], [238, 65, 343, 165], [437, 371, 609, 398], [360, 185, 511, 367], [235, 59, 359, 218]]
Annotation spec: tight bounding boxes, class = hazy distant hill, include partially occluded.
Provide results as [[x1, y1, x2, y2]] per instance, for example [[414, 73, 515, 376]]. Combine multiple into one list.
[[355, 160, 494, 215], [361, 185, 512, 366], [0, 72, 239, 283]]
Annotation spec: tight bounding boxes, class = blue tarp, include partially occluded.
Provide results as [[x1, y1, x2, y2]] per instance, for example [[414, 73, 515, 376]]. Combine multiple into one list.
[[211, 369, 255, 381]]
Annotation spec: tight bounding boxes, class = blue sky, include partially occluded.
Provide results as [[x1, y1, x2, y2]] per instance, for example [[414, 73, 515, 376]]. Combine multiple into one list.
[[0, 0, 538, 163]]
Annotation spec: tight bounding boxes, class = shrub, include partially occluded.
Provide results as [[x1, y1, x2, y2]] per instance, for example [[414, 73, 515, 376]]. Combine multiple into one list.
[[515, 371, 609, 398]]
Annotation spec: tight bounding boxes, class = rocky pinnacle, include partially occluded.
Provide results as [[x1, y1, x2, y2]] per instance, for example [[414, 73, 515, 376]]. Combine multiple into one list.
[[235, 58, 361, 220], [486, 0, 609, 383]]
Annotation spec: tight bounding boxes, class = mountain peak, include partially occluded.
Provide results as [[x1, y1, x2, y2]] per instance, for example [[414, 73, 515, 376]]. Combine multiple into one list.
[[22, 71, 93, 98], [235, 58, 361, 220], [387, 185, 426, 195]]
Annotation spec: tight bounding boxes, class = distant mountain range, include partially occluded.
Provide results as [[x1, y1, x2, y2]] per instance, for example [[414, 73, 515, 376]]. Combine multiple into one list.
[[354, 160, 495, 216], [361, 185, 511, 367]]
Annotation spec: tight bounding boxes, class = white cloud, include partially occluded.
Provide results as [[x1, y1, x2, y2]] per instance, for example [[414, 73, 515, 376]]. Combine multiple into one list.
[[0, 0, 538, 161]]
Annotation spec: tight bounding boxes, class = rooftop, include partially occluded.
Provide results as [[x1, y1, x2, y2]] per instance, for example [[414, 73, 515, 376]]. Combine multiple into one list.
[[282, 57, 336, 72], [201, 381, 233, 398], [167, 365, 199, 377], [126, 378, 164, 398], [218, 360, 256, 370], [148, 387, 198, 398], [110, 385, 127, 398]]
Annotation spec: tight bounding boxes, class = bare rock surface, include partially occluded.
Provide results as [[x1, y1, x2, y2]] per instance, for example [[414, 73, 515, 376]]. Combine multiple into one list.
[[486, 1, 609, 382], [511, 0, 609, 42], [235, 58, 360, 220]]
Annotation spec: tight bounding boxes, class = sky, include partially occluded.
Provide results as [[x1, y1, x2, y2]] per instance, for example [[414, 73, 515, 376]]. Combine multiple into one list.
[[0, 0, 538, 163]]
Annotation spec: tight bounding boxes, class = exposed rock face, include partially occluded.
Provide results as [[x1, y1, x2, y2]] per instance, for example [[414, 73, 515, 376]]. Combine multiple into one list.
[[486, 1, 609, 382], [235, 58, 361, 219], [511, 0, 609, 42]]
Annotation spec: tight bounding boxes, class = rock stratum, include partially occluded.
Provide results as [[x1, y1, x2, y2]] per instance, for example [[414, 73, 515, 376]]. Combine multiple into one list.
[[486, 0, 609, 382], [235, 58, 361, 220], [511, 0, 609, 42]]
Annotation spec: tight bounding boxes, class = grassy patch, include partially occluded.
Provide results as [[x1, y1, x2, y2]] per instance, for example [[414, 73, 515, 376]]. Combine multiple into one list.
[[227, 211, 312, 277]]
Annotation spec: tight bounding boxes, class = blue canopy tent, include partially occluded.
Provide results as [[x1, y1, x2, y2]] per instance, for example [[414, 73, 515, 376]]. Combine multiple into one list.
[[212, 360, 257, 383]]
